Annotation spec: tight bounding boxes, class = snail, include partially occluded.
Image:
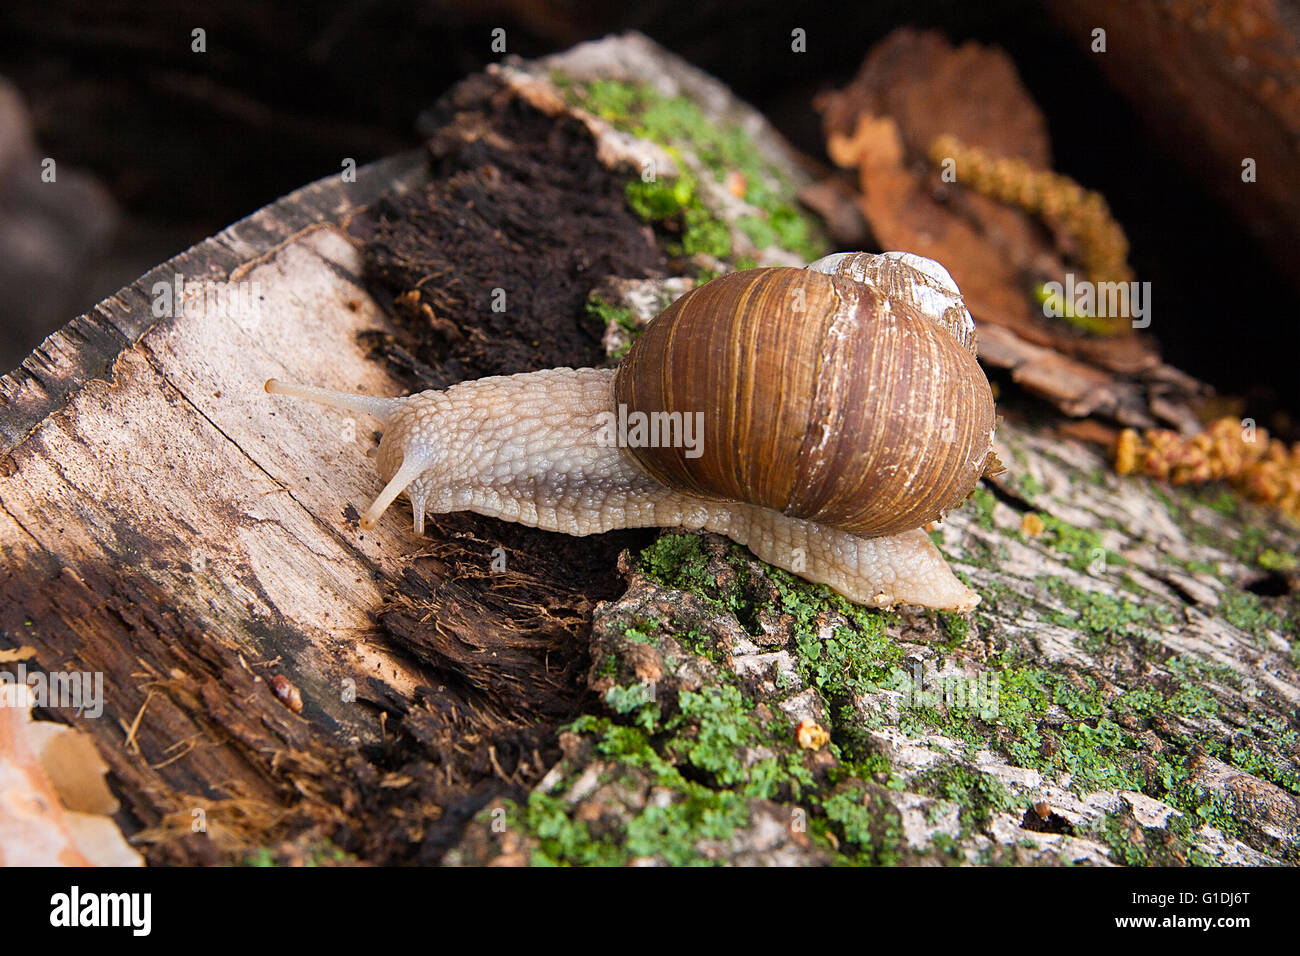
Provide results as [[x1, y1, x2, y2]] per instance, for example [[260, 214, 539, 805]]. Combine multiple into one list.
[[266, 251, 999, 611]]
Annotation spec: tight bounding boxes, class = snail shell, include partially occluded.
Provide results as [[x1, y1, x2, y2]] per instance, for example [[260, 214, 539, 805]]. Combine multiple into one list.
[[613, 252, 997, 537]]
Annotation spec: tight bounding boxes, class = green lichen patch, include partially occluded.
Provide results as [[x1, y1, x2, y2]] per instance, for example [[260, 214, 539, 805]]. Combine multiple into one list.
[[553, 74, 827, 265], [583, 294, 638, 359], [1078, 805, 1208, 867], [1041, 578, 1176, 638], [894, 644, 1298, 860], [475, 713, 832, 867], [241, 839, 357, 867], [1027, 514, 1127, 573], [1218, 590, 1289, 639], [584, 295, 637, 331], [1256, 548, 1298, 572], [913, 763, 1023, 835], [817, 783, 908, 865], [967, 486, 999, 530]]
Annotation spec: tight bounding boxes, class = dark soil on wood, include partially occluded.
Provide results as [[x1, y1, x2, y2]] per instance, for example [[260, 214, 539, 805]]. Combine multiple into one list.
[[343, 75, 672, 861]]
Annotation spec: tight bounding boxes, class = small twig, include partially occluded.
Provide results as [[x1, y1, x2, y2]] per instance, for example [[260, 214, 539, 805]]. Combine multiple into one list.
[[122, 690, 155, 754]]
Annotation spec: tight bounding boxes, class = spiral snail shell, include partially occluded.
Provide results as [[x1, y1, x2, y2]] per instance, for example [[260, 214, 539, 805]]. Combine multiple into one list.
[[265, 251, 999, 611], [615, 252, 996, 538]]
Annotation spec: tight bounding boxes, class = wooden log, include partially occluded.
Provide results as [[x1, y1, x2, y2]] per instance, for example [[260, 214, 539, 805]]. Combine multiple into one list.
[[0, 150, 454, 861]]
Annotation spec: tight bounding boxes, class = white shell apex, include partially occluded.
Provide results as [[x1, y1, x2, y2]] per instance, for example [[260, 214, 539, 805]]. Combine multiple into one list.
[[805, 250, 977, 353], [804, 251, 856, 276]]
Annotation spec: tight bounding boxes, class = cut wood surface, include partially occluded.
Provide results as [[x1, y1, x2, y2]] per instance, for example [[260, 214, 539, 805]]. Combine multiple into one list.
[[2, 148, 435, 738], [0, 148, 460, 860], [1, 34, 1297, 866]]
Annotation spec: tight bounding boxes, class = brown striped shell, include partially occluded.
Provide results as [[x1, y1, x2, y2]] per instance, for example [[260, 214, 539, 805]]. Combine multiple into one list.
[[612, 252, 998, 537]]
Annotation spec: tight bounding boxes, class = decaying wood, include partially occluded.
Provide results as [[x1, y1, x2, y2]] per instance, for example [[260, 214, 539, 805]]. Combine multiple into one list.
[[0, 148, 468, 861]]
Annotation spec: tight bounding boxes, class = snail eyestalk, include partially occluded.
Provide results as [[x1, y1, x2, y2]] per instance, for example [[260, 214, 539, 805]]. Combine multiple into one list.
[[264, 379, 404, 424], [360, 452, 434, 531]]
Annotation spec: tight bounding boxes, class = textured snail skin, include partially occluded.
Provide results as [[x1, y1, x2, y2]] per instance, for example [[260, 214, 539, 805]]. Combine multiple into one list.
[[265, 366, 980, 611]]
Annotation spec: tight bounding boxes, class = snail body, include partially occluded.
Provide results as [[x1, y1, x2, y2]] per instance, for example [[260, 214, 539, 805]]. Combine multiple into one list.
[[266, 252, 998, 612]]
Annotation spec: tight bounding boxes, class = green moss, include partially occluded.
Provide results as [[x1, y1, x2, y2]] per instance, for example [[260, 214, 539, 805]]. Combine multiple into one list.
[[239, 840, 355, 867], [1229, 525, 1270, 563], [1055, 719, 1147, 792], [1030, 515, 1126, 573], [667, 685, 814, 800], [1018, 472, 1045, 498], [486, 525, 926, 864], [1160, 552, 1220, 577], [620, 619, 661, 645], [935, 610, 970, 648], [638, 534, 896, 719], [736, 213, 778, 250], [620, 172, 730, 259], [789, 601, 899, 702], [894, 643, 1298, 848], [604, 683, 660, 732], [1164, 684, 1219, 719], [1172, 779, 1244, 843], [622, 176, 692, 221], [522, 792, 629, 866], [555, 75, 826, 263], [622, 794, 751, 864], [496, 705, 860, 866], [1114, 687, 1164, 714], [1081, 810, 1205, 867], [637, 533, 739, 611], [585, 294, 639, 359], [594, 653, 618, 679], [1150, 483, 1288, 569], [1202, 489, 1242, 517], [1213, 735, 1300, 795], [477, 457, 1295, 865], [584, 294, 637, 332], [1033, 282, 1128, 336], [1043, 578, 1175, 637], [669, 627, 719, 666], [820, 786, 906, 865], [916, 663, 1149, 796], [1219, 590, 1286, 638], [968, 486, 998, 529], [900, 662, 1187, 797], [622, 174, 734, 260], [914, 764, 1022, 834], [1257, 548, 1297, 572], [499, 717, 756, 866]]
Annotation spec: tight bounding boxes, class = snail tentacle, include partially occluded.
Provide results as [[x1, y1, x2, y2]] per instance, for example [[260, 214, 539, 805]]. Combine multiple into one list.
[[264, 379, 406, 423]]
